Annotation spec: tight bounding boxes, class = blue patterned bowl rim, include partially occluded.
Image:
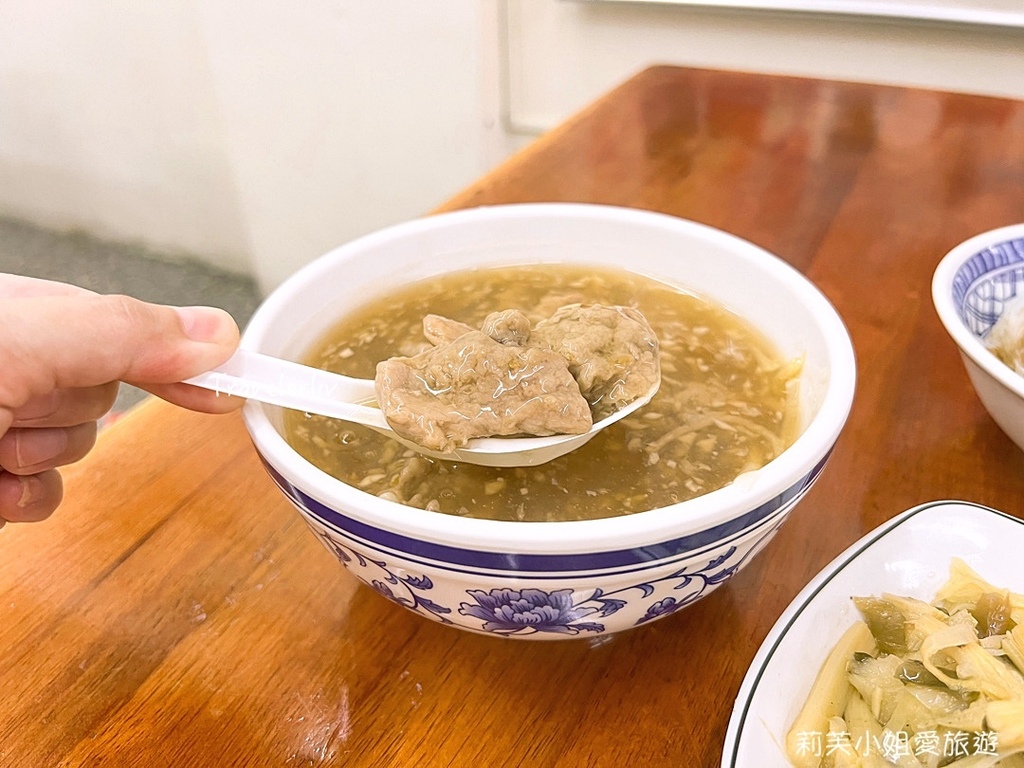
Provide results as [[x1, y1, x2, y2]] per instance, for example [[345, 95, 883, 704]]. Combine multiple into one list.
[[932, 223, 1024, 399], [950, 236, 1024, 336]]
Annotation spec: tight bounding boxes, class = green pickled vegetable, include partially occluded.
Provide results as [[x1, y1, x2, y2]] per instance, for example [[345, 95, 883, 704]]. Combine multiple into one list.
[[971, 591, 1014, 638], [854, 596, 908, 655]]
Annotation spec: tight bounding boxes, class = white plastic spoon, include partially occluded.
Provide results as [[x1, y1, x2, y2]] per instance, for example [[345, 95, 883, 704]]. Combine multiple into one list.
[[185, 349, 658, 468]]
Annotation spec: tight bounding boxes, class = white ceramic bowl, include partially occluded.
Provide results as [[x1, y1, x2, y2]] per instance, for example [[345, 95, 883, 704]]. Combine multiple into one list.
[[932, 224, 1024, 452], [241, 204, 857, 638], [723, 500, 1024, 767]]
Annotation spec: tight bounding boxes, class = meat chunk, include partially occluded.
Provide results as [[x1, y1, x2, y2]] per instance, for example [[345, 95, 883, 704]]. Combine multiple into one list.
[[481, 309, 531, 345], [424, 310, 532, 347], [529, 304, 660, 417], [375, 330, 592, 453], [422, 314, 475, 346], [376, 303, 660, 452]]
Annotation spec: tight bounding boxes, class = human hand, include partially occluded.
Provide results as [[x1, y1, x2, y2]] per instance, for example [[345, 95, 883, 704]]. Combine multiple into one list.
[[0, 274, 241, 528]]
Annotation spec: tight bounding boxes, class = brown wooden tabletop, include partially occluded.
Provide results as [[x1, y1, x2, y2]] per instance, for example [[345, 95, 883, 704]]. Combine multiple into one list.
[[2, 66, 1023, 768]]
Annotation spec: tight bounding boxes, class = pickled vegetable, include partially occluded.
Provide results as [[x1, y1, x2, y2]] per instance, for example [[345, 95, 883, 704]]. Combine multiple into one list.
[[787, 560, 1024, 767]]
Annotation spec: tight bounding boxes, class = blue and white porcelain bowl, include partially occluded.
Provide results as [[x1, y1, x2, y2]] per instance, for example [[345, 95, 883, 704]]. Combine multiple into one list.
[[932, 223, 1024, 452], [241, 204, 857, 639]]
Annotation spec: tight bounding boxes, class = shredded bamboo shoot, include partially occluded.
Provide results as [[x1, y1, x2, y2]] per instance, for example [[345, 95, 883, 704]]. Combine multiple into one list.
[[788, 560, 1024, 766]]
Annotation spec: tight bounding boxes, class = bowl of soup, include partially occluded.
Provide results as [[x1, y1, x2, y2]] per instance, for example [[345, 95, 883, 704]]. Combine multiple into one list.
[[932, 223, 1024, 453], [241, 203, 856, 638]]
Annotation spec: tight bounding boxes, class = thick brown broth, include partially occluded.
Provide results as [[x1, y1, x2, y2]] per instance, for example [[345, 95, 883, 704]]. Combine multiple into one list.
[[284, 265, 799, 521]]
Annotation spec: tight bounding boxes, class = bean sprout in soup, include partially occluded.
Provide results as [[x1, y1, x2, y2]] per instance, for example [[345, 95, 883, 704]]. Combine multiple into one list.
[[285, 265, 801, 522]]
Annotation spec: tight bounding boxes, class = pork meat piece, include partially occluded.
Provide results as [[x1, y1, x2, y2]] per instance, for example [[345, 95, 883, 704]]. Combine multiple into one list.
[[481, 309, 532, 345], [422, 314, 475, 346], [529, 304, 660, 416], [375, 330, 592, 453], [424, 310, 532, 347]]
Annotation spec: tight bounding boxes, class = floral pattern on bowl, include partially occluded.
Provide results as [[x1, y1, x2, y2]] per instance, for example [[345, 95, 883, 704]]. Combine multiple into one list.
[[315, 528, 768, 636], [288, 493, 792, 638]]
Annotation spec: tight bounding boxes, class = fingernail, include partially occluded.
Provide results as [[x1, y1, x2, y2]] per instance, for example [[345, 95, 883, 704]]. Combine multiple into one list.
[[17, 475, 42, 508], [15, 428, 68, 470], [13, 391, 59, 422], [175, 306, 231, 343]]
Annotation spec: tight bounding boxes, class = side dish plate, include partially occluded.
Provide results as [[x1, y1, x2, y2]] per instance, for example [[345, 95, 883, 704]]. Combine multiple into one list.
[[722, 500, 1024, 767]]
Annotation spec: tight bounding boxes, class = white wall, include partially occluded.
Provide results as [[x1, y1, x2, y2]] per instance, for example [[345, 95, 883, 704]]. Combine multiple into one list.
[[196, 1, 500, 290], [0, 0, 498, 291], [0, 0, 1021, 293], [0, 0, 251, 272]]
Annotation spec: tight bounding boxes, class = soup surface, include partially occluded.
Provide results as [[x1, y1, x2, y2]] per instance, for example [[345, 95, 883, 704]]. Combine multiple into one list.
[[285, 264, 800, 522]]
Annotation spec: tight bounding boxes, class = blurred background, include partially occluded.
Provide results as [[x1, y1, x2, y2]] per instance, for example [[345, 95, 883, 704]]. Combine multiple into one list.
[[0, 0, 1020, 304]]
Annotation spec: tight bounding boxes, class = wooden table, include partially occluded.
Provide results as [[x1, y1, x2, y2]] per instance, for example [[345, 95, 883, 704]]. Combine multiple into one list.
[[2, 66, 1023, 767]]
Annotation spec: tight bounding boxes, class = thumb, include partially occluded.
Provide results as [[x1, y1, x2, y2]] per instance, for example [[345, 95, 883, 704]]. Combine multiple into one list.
[[0, 293, 239, 407]]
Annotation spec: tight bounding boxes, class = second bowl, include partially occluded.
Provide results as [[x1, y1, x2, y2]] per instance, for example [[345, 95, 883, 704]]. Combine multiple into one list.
[[933, 223, 1024, 452]]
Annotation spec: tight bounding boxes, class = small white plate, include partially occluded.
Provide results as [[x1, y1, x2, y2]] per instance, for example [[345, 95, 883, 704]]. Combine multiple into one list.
[[722, 499, 1024, 767]]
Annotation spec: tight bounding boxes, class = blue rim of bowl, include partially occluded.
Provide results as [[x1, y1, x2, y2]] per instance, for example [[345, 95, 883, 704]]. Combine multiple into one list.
[[933, 225, 1024, 400], [950, 236, 1024, 335], [259, 450, 829, 574], [721, 499, 1022, 767]]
